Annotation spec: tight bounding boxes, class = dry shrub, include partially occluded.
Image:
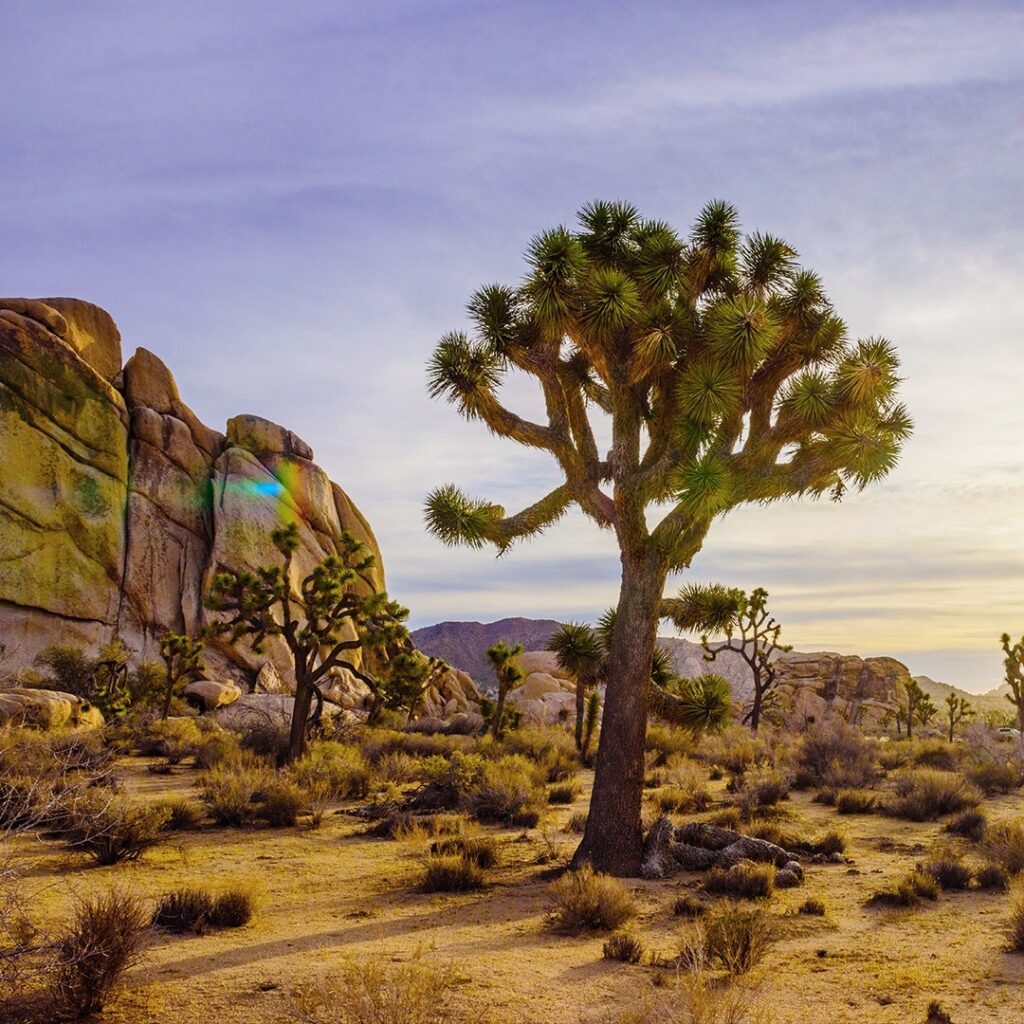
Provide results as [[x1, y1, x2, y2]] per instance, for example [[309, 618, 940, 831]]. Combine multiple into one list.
[[193, 731, 241, 769], [198, 758, 272, 826], [259, 780, 307, 827], [809, 828, 846, 856], [696, 725, 775, 775], [590, 976, 761, 1024], [291, 741, 370, 800], [372, 750, 420, 784], [1009, 880, 1024, 952], [867, 868, 940, 907], [421, 854, 484, 892], [835, 790, 877, 815], [53, 889, 149, 1019], [707, 806, 743, 830], [208, 888, 253, 929], [703, 861, 775, 900], [910, 739, 961, 772], [547, 866, 636, 934], [876, 742, 912, 772], [679, 901, 774, 975], [945, 809, 987, 843], [566, 811, 588, 834], [923, 848, 973, 890], [883, 769, 981, 821], [976, 862, 1010, 891], [673, 893, 708, 918], [603, 931, 646, 964], [965, 757, 1020, 796], [463, 756, 545, 826], [291, 957, 458, 1024], [798, 896, 826, 916], [983, 820, 1024, 875], [501, 727, 579, 782], [152, 888, 213, 934], [796, 720, 877, 789], [148, 717, 203, 764], [157, 796, 205, 832], [734, 766, 791, 818], [429, 834, 499, 869], [359, 728, 467, 763], [645, 722, 694, 765], [548, 781, 581, 805], [60, 791, 169, 865]]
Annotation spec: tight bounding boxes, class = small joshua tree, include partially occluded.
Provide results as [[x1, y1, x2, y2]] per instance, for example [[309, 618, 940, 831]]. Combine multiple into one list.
[[486, 641, 524, 739], [424, 200, 909, 873], [548, 623, 606, 751], [206, 522, 411, 762], [916, 692, 939, 731], [158, 633, 205, 719], [945, 692, 975, 743], [666, 584, 790, 732], [902, 678, 928, 740], [378, 652, 449, 722], [1001, 633, 1024, 734]]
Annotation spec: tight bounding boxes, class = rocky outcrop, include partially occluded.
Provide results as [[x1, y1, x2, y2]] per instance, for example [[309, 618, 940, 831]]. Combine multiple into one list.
[[0, 297, 389, 702]]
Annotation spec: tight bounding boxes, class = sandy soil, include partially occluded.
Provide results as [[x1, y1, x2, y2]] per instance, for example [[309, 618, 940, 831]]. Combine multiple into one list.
[[11, 758, 1024, 1024]]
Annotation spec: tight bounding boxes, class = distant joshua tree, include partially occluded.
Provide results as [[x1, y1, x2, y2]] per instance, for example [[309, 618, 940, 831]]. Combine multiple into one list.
[[1001, 633, 1024, 734], [485, 641, 524, 739], [944, 692, 974, 743], [158, 633, 205, 719], [206, 522, 411, 762], [666, 584, 791, 732], [548, 623, 606, 751], [424, 199, 909, 874]]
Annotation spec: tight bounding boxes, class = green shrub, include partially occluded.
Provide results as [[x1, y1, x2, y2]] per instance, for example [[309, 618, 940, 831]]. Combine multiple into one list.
[[61, 792, 169, 865], [603, 931, 646, 964], [148, 718, 203, 764], [546, 867, 636, 934], [209, 888, 253, 929], [291, 741, 370, 800], [798, 896, 826, 916], [703, 861, 775, 900], [53, 890, 149, 1017], [645, 723, 693, 765], [199, 761, 272, 826], [945, 809, 987, 842], [421, 854, 485, 892], [193, 731, 242, 769], [883, 770, 981, 821], [680, 901, 774, 975], [835, 790, 877, 815], [152, 888, 213, 933]]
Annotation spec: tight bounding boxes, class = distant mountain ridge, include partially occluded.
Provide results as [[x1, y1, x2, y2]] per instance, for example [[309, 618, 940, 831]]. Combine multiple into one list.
[[914, 675, 1011, 717]]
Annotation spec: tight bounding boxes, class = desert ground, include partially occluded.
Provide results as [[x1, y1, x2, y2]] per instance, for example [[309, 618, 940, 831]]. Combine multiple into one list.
[[10, 746, 1024, 1024]]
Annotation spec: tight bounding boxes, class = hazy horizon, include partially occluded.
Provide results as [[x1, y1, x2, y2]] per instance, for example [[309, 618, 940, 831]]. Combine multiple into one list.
[[1, 2, 1021, 691]]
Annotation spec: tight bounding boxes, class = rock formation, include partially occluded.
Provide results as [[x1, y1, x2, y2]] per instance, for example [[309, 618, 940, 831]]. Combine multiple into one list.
[[0, 297, 478, 720]]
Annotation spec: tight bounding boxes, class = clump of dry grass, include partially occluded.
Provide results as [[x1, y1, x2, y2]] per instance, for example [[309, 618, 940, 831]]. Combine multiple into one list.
[[922, 847, 973, 890], [798, 896, 826, 916], [60, 791, 169, 865], [678, 900, 774, 975], [733, 766, 791, 818], [157, 796, 205, 832], [53, 889, 149, 1019], [835, 789, 877, 815], [198, 757, 273, 826], [1008, 880, 1024, 953], [976, 862, 1010, 891], [883, 769, 981, 822], [984, 820, 1024, 876], [703, 861, 776, 900], [420, 854, 485, 892], [548, 781, 581, 805], [566, 811, 588, 834], [589, 976, 762, 1024], [809, 828, 847, 856], [290, 957, 459, 1024], [867, 868, 941, 907], [258, 780, 308, 827], [673, 893, 708, 918], [945, 809, 987, 843], [603, 931, 646, 964], [152, 888, 213, 934], [429, 834, 499, 869], [546, 867, 636, 934], [208, 888, 253, 929]]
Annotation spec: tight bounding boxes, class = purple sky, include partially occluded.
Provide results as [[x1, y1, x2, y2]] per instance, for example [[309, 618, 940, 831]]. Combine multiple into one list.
[[2, 2, 1022, 689]]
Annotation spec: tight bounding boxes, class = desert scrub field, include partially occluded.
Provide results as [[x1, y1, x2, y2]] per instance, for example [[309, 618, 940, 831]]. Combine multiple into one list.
[[3, 724, 1024, 1023]]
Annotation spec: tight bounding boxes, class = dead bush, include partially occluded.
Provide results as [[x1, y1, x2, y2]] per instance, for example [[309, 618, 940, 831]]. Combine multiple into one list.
[[198, 760, 272, 826], [798, 896, 826, 916], [258, 780, 307, 827], [152, 888, 213, 934], [548, 781, 581, 805], [923, 848, 973, 890], [796, 719, 877, 789], [60, 791, 168, 865], [945, 809, 987, 843], [965, 758, 1020, 796], [673, 893, 708, 918], [546, 866, 636, 934], [603, 931, 646, 964], [867, 868, 940, 907], [835, 790, 877, 815], [157, 796, 205, 832], [291, 741, 370, 800], [679, 900, 774, 975], [420, 854, 484, 892], [1009, 880, 1024, 952], [566, 811, 588, 834], [976, 862, 1010, 890], [429, 834, 499, 869], [53, 889, 149, 1018], [208, 888, 253, 929], [984, 820, 1024, 876], [148, 718, 203, 764]]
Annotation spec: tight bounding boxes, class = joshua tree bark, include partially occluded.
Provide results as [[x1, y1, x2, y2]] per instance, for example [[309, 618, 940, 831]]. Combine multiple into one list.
[[424, 200, 909, 873]]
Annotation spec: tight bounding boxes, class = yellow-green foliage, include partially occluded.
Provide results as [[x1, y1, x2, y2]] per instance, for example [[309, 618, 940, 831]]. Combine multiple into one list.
[[291, 741, 370, 800], [148, 718, 203, 764]]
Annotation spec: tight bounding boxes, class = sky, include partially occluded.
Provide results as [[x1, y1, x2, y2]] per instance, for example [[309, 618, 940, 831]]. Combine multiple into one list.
[[1, 1, 1021, 690]]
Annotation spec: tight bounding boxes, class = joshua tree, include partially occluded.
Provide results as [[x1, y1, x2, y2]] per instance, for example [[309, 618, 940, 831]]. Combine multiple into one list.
[[206, 522, 411, 762], [901, 678, 929, 739], [916, 692, 939, 730], [158, 633, 205, 719], [378, 652, 448, 722], [945, 692, 974, 743], [424, 199, 909, 874], [486, 641, 524, 739], [548, 622, 606, 750], [1001, 633, 1024, 734], [666, 583, 791, 732], [581, 690, 601, 760]]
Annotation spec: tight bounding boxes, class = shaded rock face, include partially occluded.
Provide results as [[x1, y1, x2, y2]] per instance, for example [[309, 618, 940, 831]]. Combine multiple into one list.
[[0, 298, 384, 695]]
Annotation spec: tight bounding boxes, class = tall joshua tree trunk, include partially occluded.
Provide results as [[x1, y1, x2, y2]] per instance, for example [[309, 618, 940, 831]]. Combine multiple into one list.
[[573, 555, 663, 875], [287, 673, 314, 764]]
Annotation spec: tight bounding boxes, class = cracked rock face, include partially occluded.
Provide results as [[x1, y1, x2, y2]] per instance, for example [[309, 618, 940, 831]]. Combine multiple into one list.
[[0, 297, 385, 693]]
